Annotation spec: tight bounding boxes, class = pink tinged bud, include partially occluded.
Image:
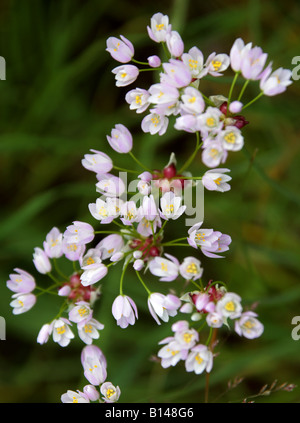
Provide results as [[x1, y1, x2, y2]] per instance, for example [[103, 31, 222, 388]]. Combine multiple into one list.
[[107, 124, 133, 153], [229, 100, 243, 114], [230, 38, 252, 72], [10, 293, 36, 315], [133, 259, 144, 271], [58, 285, 72, 297], [83, 385, 100, 402], [112, 64, 139, 87], [166, 30, 184, 57], [147, 55, 161, 67], [110, 251, 124, 262], [33, 247, 52, 274], [81, 149, 113, 174], [7, 268, 36, 294], [106, 35, 134, 63], [37, 323, 52, 344]]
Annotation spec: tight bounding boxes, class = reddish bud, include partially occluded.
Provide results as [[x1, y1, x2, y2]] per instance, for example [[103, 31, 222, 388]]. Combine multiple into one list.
[[163, 163, 177, 179], [149, 246, 160, 257], [219, 102, 228, 115]]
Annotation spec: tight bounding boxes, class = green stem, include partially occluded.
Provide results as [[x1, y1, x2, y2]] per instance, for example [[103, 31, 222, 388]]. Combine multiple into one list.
[[162, 243, 190, 247], [135, 271, 151, 295], [113, 165, 140, 174], [164, 236, 187, 244], [139, 68, 161, 72], [129, 151, 152, 172], [178, 131, 202, 174], [131, 58, 150, 66], [53, 258, 69, 280], [237, 79, 250, 102], [227, 71, 240, 111], [119, 257, 132, 295], [242, 91, 264, 110], [94, 230, 123, 235], [46, 272, 62, 285]]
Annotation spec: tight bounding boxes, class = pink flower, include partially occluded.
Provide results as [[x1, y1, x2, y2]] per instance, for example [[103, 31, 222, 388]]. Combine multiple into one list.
[[147, 13, 172, 43], [148, 293, 181, 325], [81, 149, 113, 174], [7, 268, 36, 294], [33, 247, 51, 274], [64, 221, 95, 246], [43, 227, 63, 258], [166, 30, 184, 57], [162, 59, 192, 88], [112, 295, 138, 328], [106, 35, 134, 63], [112, 65, 139, 87], [107, 124, 133, 154]]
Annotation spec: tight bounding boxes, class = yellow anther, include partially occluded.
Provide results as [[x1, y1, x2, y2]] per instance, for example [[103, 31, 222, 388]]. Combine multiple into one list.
[[224, 132, 236, 144], [225, 301, 235, 312]]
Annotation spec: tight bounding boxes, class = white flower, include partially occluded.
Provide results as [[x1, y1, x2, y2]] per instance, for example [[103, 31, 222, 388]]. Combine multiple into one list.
[[160, 191, 186, 220], [10, 293, 36, 315], [96, 234, 124, 260], [125, 88, 150, 113], [43, 227, 63, 258], [206, 312, 224, 328], [88, 197, 119, 224], [234, 311, 264, 339], [216, 292, 243, 319], [205, 52, 230, 76], [157, 340, 188, 368], [185, 344, 213, 374], [141, 113, 169, 136], [52, 318, 75, 347], [112, 64, 139, 87], [201, 141, 227, 168], [148, 293, 181, 325], [147, 12, 172, 43], [77, 318, 105, 344], [120, 201, 140, 225], [61, 390, 90, 403], [100, 382, 121, 403], [182, 46, 206, 78], [202, 168, 232, 192], [180, 86, 205, 115], [148, 254, 179, 282], [179, 257, 203, 281], [219, 126, 244, 151], [68, 301, 93, 324]]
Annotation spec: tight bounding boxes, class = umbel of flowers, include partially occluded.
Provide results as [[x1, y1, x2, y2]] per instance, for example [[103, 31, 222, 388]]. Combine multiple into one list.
[[6, 12, 292, 403]]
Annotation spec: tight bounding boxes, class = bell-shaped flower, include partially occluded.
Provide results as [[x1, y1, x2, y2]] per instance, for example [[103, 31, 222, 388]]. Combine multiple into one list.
[[240, 45, 268, 80], [52, 318, 75, 347], [202, 168, 232, 192], [157, 339, 188, 368], [141, 112, 169, 136], [100, 382, 121, 403], [149, 254, 180, 282], [68, 301, 93, 324], [112, 64, 139, 87], [260, 66, 293, 96], [43, 227, 63, 258], [106, 35, 134, 63], [61, 390, 90, 403], [179, 257, 203, 281], [201, 232, 232, 258], [107, 124, 133, 154], [201, 141, 228, 168], [80, 249, 108, 287], [180, 86, 205, 115], [81, 149, 113, 174], [64, 221, 95, 246], [205, 52, 230, 77], [147, 12, 172, 43], [182, 46, 206, 79], [185, 344, 213, 374], [82, 354, 107, 386], [148, 292, 181, 324], [96, 173, 125, 197], [10, 293, 36, 315], [62, 239, 86, 262], [7, 268, 36, 294], [125, 88, 150, 113], [230, 38, 253, 72], [120, 201, 140, 226], [216, 292, 243, 320], [187, 221, 219, 251], [219, 126, 244, 151], [83, 385, 100, 402], [162, 59, 192, 88], [112, 295, 138, 328], [96, 234, 124, 260], [77, 318, 105, 345], [160, 191, 186, 220], [234, 311, 264, 339]]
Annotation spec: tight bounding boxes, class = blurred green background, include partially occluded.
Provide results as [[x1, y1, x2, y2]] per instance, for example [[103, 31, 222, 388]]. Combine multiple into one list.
[[0, 0, 300, 403]]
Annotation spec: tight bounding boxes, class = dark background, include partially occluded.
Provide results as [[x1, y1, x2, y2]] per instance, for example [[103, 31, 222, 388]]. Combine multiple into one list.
[[0, 0, 300, 403]]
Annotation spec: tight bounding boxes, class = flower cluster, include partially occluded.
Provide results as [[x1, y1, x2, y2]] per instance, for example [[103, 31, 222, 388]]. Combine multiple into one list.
[[61, 345, 120, 403], [6, 11, 293, 403]]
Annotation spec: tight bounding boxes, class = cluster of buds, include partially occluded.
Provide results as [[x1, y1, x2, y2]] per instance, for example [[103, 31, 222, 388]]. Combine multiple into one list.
[[6, 11, 293, 403]]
